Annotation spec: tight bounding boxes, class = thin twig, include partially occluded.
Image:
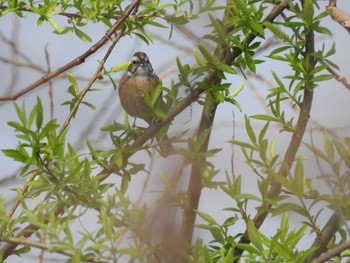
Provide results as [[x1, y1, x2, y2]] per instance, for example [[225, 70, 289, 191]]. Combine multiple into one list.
[[57, 28, 125, 138], [0, 236, 104, 263], [0, 1, 139, 102], [0, 173, 18, 185], [44, 45, 54, 120]]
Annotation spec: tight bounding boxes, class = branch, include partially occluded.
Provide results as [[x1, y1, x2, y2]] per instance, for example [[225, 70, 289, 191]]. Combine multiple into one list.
[[322, 61, 350, 91], [0, 57, 45, 73], [178, 0, 291, 255], [304, 213, 340, 263], [327, 2, 350, 34], [0, 236, 103, 263], [0, 88, 202, 261], [0, 5, 162, 22], [57, 27, 124, 137], [313, 239, 350, 263], [180, 0, 235, 248], [281, 6, 350, 92], [0, 0, 140, 101], [180, 90, 219, 247], [0, 203, 65, 260], [234, 0, 315, 259]]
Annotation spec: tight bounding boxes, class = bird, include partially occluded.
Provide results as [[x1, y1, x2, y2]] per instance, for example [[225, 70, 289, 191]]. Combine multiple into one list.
[[118, 52, 173, 157]]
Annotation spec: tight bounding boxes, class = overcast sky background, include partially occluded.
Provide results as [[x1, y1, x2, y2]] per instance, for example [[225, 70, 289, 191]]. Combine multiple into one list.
[[1, 1, 350, 262]]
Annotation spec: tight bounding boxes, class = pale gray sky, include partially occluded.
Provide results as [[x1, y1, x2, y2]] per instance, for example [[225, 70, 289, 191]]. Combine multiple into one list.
[[1, 1, 350, 262]]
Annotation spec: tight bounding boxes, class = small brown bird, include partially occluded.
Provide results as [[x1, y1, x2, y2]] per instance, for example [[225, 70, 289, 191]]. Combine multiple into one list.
[[118, 52, 173, 157]]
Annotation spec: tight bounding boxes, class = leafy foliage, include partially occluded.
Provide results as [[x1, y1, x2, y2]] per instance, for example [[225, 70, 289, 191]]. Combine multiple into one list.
[[1, 0, 349, 262]]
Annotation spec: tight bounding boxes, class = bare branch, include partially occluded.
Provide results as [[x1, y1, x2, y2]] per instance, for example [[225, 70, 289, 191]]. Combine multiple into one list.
[[0, 235, 103, 262], [304, 213, 340, 263], [327, 3, 350, 34], [313, 240, 350, 263], [0, 1, 140, 101]]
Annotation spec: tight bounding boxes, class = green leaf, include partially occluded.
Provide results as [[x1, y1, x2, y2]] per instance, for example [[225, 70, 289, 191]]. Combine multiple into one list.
[[245, 52, 256, 73], [149, 82, 162, 108], [304, 143, 329, 162], [269, 46, 291, 56], [168, 15, 189, 25], [110, 62, 130, 73], [271, 70, 284, 88], [12, 246, 31, 256], [282, 21, 304, 28], [129, 164, 145, 175], [235, 243, 261, 256], [273, 203, 308, 218], [196, 210, 217, 225], [63, 221, 73, 244], [249, 19, 264, 36], [198, 44, 215, 64], [263, 21, 292, 45], [314, 24, 332, 35], [223, 216, 238, 227], [120, 174, 130, 194], [234, 193, 260, 202], [2, 148, 30, 163], [311, 74, 333, 82], [325, 42, 336, 57], [216, 63, 237, 74], [230, 140, 256, 150], [81, 101, 96, 110], [303, 0, 314, 27], [83, 158, 91, 178], [47, 17, 63, 33], [245, 115, 256, 145], [113, 148, 123, 168], [194, 129, 210, 152], [68, 253, 81, 263], [74, 27, 92, 42], [251, 115, 278, 122], [193, 47, 206, 66], [272, 239, 293, 260], [101, 122, 128, 132], [28, 105, 37, 129], [229, 82, 244, 98], [273, 173, 294, 193], [294, 159, 304, 197], [208, 13, 225, 37], [147, 19, 167, 29], [309, 64, 328, 75], [334, 140, 350, 168], [7, 121, 24, 131], [280, 212, 289, 231], [211, 89, 225, 103], [323, 132, 334, 162], [14, 101, 26, 127], [35, 97, 43, 130], [210, 227, 224, 243], [247, 220, 263, 251]]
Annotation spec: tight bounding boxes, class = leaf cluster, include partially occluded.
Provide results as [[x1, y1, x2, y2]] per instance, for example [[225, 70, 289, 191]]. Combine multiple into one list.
[[1, 0, 349, 262]]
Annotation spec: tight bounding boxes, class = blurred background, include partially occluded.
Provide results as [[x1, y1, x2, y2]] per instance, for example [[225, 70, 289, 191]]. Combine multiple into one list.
[[1, 1, 350, 262]]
